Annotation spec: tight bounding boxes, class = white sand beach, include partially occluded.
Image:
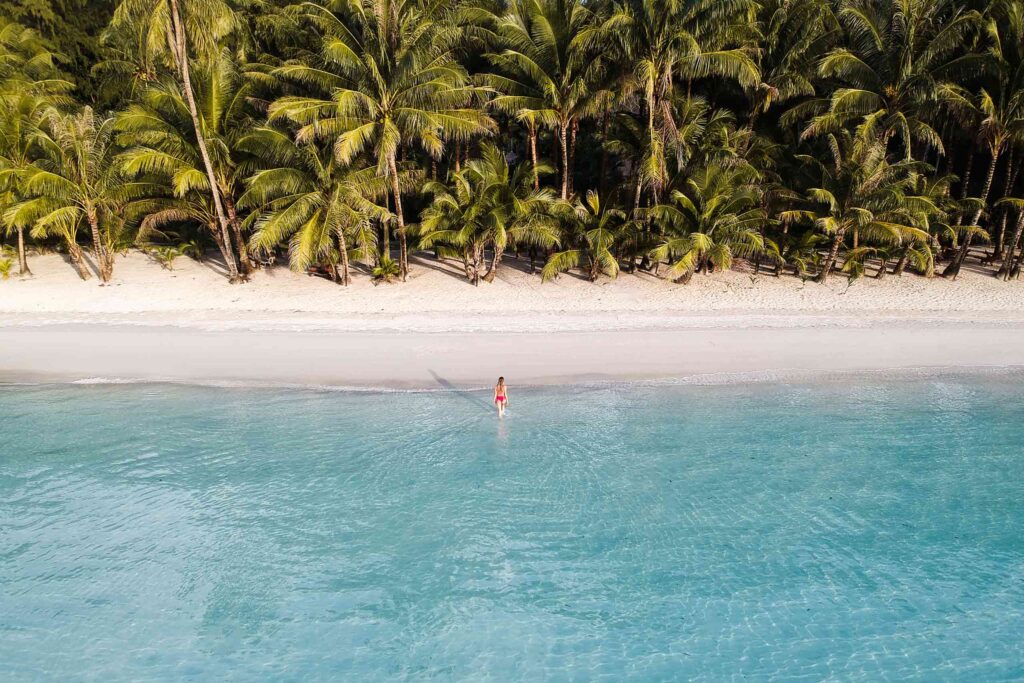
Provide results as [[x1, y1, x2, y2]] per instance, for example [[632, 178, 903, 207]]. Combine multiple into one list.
[[2, 251, 1023, 387]]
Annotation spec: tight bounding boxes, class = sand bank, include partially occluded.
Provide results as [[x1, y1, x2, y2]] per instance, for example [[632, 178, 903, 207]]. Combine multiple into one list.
[[2, 252, 1023, 387], [2, 251, 1024, 328]]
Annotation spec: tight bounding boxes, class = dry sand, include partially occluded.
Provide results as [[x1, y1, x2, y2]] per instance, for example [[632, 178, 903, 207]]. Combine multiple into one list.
[[1, 251, 1023, 387]]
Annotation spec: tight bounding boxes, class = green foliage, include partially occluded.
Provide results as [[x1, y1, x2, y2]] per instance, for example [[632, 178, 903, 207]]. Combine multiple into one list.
[[543, 190, 627, 282], [0, 256, 12, 279], [0, 0, 1023, 288], [0, 2, 113, 101], [421, 143, 560, 284], [648, 163, 767, 281], [148, 244, 185, 270], [372, 255, 400, 283]]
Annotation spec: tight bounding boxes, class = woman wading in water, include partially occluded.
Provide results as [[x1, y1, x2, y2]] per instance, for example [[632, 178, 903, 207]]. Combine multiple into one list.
[[494, 377, 509, 417]]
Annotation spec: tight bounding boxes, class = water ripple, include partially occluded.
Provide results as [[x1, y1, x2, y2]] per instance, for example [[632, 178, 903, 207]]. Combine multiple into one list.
[[1, 380, 1023, 680]]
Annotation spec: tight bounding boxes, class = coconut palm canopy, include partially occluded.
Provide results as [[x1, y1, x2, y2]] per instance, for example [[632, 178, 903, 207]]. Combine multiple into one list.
[[1, 0, 1023, 283]]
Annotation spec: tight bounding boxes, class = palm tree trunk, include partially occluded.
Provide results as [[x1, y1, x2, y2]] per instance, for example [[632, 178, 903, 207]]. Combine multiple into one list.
[[816, 224, 847, 283], [988, 152, 1018, 262], [633, 173, 643, 213], [999, 211, 1024, 280], [387, 153, 408, 281], [482, 243, 504, 283], [167, 0, 239, 283], [894, 248, 909, 276], [16, 225, 30, 276], [529, 124, 539, 191], [66, 238, 91, 280], [86, 207, 112, 283], [568, 119, 578, 197], [875, 256, 888, 279], [960, 145, 975, 203], [559, 120, 570, 200], [462, 247, 473, 281], [471, 243, 482, 285], [223, 191, 252, 275], [337, 230, 350, 286], [944, 149, 999, 279], [1012, 236, 1024, 280], [208, 220, 234, 272], [599, 106, 609, 197]]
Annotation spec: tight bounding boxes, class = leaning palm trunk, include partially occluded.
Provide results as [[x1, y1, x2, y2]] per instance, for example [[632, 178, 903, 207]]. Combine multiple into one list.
[[86, 208, 113, 282], [999, 213, 1024, 280], [944, 151, 999, 279], [66, 238, 91, 280], [208, 220, 235, 273], [875, 256, 888, 279], [387, 154, 408, 281], [482, 243, 504, 283], [894, 247, 910, 276], [16, 225, 30, 276], [816, 224, 847, 283], [1011, 239, 1024, 280], [988, 153, 1016, 262], [167, 0, 239, 283], [223, 192, 252, 275]]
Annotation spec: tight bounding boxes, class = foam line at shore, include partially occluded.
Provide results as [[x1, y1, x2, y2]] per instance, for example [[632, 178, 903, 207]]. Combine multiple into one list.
[[4, 364, 1023, 393]]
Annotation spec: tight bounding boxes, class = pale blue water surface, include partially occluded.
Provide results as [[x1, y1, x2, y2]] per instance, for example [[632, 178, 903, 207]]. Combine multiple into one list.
[[2, 376, 1023, 681]]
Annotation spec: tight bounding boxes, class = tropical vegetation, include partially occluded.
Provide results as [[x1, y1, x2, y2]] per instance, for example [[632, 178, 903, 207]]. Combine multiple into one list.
[[2, 0, 1024, 285]]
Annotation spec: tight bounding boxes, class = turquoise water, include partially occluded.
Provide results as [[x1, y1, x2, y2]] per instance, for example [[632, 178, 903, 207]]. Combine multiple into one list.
[[2, 377, 1023, 680]]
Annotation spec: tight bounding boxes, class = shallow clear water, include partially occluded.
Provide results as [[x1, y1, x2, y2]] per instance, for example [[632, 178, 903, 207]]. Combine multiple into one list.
[[2, 377, 1023, 680]]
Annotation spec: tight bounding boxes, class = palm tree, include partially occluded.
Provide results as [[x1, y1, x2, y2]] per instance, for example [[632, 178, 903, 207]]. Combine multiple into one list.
[[484, 0, 604, 200], [542, 190, 625, 282], [997, 198, 1024, 279], [648, 163, 766, 282], [420, 168, 487, 283], [0, 95, 55, 277], [797, 129, 941, 282], [7, 108, 154, 283], [944, 0, 1024, 278], [115, 52, 260, 276], [420, 142, 560, 284], [238, 127, 400, 285], [268, 0, 494, 281], [109, 0, 243, 281], [597, 0, 759, 200], [798, 0, 981, 159], [751, 0, 838, 125], [0, 21, 73, 276]]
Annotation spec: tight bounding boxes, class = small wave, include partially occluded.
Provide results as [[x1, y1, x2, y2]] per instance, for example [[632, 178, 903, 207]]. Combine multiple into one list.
[[70, 377, 150, 385], [5, 364, 1022, 393], [12, 376, 491, 394]]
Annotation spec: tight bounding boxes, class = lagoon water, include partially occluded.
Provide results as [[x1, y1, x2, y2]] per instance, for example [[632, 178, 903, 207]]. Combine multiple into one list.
[[2, 377, 1023, 680]]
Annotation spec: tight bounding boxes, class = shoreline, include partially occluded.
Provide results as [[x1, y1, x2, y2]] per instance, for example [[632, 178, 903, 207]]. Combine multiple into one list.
[[5, 364, 1023, 393], [3, 322, 1023, 389]]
